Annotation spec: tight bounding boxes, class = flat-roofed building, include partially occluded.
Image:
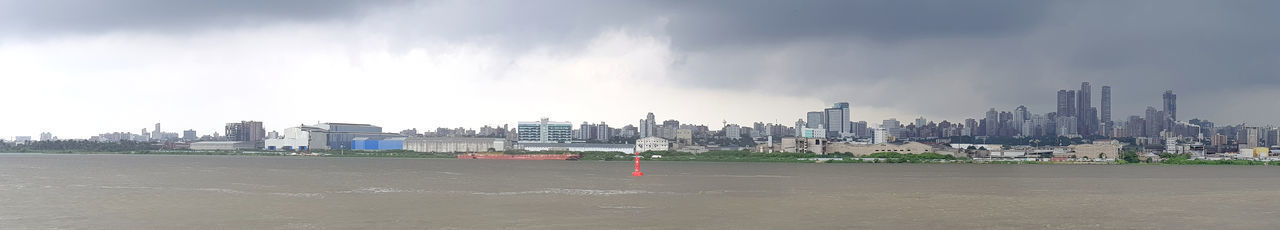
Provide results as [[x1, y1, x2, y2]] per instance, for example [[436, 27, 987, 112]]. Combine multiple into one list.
[[518, 118, 572, 143], [191, 141, 257, 150], [404, 137, 508, 153], [516, 143, 633, 154]]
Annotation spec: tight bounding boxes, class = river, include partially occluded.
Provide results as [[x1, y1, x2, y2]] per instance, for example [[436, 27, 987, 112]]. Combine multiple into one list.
[[1, 154, 1277, 229]]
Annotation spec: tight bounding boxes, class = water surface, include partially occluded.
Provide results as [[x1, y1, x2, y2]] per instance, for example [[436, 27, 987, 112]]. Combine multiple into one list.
[[1, 154, 1277, 229]]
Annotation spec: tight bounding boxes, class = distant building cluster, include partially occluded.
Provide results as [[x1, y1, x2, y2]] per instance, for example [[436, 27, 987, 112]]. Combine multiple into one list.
[[9, 82, 1279, 160]]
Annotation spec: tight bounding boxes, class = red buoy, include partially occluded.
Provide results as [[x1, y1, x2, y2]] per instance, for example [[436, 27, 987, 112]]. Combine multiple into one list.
[[632, 151, 644, 176]]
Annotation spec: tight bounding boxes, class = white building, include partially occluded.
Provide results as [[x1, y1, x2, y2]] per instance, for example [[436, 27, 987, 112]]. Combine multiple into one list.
[[873, 128, 889, 144], [264, 126, 329, 151], [518, 118, 572, 143], [405, 137, 506, 153], [802, 127, 826, 139], [635, 136, 670, 153], [724, 124, 741, 139]]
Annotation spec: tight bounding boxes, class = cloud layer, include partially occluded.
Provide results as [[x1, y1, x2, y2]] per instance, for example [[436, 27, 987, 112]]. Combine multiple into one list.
[[1, 0, 1277, 137]]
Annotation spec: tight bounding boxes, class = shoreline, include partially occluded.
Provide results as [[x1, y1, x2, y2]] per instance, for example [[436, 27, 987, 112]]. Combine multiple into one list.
[[7, 151, 1274, 166]]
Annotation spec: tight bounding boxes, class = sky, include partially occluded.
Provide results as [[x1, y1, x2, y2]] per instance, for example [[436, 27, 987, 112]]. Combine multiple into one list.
[[1, 0, 1278, 139]]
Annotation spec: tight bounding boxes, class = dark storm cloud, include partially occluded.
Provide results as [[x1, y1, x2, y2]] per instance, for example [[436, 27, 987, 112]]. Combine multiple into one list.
[[661, 0, 1049, 50], [656, 1, 1280, 123], [2, 0, 1276, 123]]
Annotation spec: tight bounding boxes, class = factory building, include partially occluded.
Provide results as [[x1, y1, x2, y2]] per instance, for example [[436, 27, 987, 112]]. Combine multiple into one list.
[[351, 137, 405, 151], [515, 143, 634, 154], [404, 137, 508, 153]]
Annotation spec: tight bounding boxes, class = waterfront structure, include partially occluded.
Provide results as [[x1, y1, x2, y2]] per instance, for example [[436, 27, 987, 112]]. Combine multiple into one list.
[[515, 143, 634, 153], [518, 118, 572, 143], [403, 137, 507, 153], [635, 136, 670, 153], [1069, 142, 1122, 159], [778, 137, 825, 154], [264, 126, 329, 151], [825, 142, 936, 156], [350, 137, 405, 150], [191, 141, 256, 150], [313, 123, 402, 149]]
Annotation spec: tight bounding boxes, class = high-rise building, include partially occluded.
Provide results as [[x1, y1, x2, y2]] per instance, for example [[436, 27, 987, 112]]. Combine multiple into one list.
[[39, 132, 53, 141], [1144, 107, 1165, 138], [873, 128, 889, 144], [1241, 127, 1261, 148], [794, 119, 806, 137], [182, 130, 197, 141], [851, 121, 869, 138], [1163, 90, 1177, 121], [225, 121, 265, 142], [806, 111, 824, 129], [914, 117, 928, 127], [518, 118, 572, 143], [881, 119, 902, 138], [984, 108, 999, 137], [723, 124, 741, 139], [1077, 82, 1094, 136], [639, 113, 657, 138], [1056, 90, 1075, 116], [1101, 86, 1112, 135], [964, 119, 978, 136]]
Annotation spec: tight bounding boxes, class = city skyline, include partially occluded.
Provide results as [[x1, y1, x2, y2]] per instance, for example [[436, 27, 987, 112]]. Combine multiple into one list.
[[3, 1, 1280, 138]]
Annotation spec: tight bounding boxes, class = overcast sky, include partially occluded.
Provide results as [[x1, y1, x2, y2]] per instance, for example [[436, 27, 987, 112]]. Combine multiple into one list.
[[2, 0, 1278, 139]]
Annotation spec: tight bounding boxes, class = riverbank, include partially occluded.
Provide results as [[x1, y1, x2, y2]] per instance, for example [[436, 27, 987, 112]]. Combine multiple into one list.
[[14, 150, 1278, 165]]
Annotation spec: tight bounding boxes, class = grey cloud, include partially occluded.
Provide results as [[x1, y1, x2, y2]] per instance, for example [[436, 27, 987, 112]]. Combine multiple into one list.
[[4, 0, 1277, 124], [0, 0, 403, 37]]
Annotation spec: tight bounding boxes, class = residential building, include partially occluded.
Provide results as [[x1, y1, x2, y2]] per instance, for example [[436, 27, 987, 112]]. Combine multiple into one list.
[[1163, 90, 1177, 121], [518, 118, 572, 143], [635, 136, 670, 153]]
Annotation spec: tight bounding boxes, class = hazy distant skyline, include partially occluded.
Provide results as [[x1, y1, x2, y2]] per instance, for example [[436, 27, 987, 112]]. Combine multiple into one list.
[[2, 0, 1278, 139]]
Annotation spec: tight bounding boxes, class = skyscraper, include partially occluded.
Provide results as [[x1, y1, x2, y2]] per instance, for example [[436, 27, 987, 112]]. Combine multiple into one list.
[[639, 112, 657, 137], [1077, 82, 1093, 136], [806, 111, 825, 129], [825, 102, 850, 137], [985, 108, 998, 137], [1101, 86, 1112, 136], [1163, 90, 1177, 121], [1056, 90, 1076, 116]]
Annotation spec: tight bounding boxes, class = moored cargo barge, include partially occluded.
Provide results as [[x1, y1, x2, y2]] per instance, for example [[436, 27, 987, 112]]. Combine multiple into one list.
[[457, 153, 581, 160]]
